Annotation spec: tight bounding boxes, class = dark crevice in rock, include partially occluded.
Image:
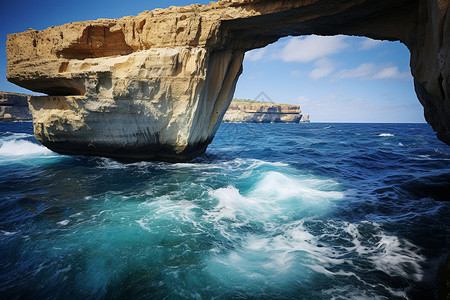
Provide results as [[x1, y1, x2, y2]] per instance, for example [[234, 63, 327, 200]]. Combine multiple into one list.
[[439, 73, 446, 100]]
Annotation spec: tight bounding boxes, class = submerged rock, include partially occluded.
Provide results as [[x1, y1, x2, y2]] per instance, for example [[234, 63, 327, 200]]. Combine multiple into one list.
[[6, 0, 450, 161]]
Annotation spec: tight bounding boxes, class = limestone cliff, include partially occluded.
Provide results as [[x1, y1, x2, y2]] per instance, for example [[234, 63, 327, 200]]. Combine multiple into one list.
[[0, 92, 32, 121], [5, 0, 450, 161], [223, 99, 309, 123]]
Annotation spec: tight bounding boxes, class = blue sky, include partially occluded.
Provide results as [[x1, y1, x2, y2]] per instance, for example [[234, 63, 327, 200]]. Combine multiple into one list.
[[0, 0, 424, 123]]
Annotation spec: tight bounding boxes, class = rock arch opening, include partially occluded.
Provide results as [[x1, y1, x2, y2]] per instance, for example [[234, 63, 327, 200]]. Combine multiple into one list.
[[233, 35, 423, 123]]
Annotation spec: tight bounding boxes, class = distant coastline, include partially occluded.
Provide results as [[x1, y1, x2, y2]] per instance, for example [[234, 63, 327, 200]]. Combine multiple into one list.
[[0, 91, 32, 122], [1, 93, 310, 124], [223, 98, 310, 123]]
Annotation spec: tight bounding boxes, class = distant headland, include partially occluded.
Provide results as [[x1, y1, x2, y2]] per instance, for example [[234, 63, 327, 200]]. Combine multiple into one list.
[[223, 99, 309, 123], [0, 91, 32, 122]]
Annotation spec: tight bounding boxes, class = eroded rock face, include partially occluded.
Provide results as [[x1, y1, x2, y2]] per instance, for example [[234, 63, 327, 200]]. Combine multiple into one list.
[[25, 48, 243, 161], [6, 0, 450, 161]]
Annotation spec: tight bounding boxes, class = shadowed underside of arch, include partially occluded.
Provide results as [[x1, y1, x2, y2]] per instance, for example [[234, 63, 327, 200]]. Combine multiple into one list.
[[6, 0, 450, 161]]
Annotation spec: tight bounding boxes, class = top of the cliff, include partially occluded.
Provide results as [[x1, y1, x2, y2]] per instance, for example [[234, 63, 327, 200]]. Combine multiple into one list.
[[137, 0, 258, 16], [0, 91, 32, 97], [232, 98, 296, 107], [233, 98, 268, 104]]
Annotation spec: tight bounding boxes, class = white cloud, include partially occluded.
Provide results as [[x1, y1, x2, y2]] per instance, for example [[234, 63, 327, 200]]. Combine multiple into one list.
[[245, 47, 267, 62], [359, 38, 383, 50], [296, 95, 310, 104], [281, 35, 348, 63], [373, 66, 411, 80], [309, 58, 336, 80], [334, 63, 411, 81], [290, 70, 303, 77], [334, 63, 377, 79]]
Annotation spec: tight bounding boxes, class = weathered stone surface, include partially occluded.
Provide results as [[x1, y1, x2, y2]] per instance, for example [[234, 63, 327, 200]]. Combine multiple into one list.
[[6, 0, 450, 161], [24, 48, 243, 161], [0, 92, 32, 121], [223, 99, 307, 123]]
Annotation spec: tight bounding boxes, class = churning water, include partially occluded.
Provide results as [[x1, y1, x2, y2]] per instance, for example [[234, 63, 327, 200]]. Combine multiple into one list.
[[0, 122, 449, 299]]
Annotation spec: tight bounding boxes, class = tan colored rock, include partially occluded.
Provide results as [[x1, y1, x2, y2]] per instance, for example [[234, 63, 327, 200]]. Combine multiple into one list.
[[5, 0, 450, 161], [24, 48, 243, 161], [223, 99, 304, 123]]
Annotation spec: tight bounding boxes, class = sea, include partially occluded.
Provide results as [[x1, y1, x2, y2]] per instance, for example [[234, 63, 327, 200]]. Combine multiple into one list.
[[0, 121, 449, 299]]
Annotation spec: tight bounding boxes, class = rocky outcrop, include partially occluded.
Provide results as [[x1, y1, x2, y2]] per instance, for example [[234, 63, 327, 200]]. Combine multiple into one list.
[[223, 99, 309, 123], [0, 92, 32, 121], [5, 0, 450, 161], [300, 114, 310, 123]]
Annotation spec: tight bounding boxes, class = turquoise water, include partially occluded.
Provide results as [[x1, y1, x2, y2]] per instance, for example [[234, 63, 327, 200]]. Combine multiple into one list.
[[0, 122, 449, 299]]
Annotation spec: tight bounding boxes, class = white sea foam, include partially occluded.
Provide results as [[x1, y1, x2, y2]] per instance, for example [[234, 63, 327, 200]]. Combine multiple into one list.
[[57, 220, 70, 226], [208, 186, 247, 223], [173, 158, 288, 173], [2, 132, 33, 140], [207, 172, 344, 232], [324, 284, 404, 300], [1, 230, 18, 236], [70, 212, 83, 218], [96, 158, 290, 178], [410, 154, 450, 161], [91, 166, 425, 298], [96, 157, 155, 170], [378, 133, 394, 137], [205, 194, 425, 299], [137, 197, 201, 233], [250, 171, 343, 202], [54, 264, 72, 277], [205, 172, 349, 284], [222, 158, 289, 169], [0, 139, 53, 156], [368, 234, 424, 281]]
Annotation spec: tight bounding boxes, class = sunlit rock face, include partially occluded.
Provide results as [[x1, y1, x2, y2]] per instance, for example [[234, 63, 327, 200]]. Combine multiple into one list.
[[21, 47, 243, 161], [6, 0, 450, 161]]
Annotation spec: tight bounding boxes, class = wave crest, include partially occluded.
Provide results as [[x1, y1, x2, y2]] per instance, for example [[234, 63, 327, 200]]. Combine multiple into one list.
[[0, 139, 53, 156]]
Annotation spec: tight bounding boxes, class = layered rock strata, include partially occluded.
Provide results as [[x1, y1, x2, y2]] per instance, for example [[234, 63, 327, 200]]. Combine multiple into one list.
[[0, 92, 32, 121], [223, 99, 309, 123], [24, 49, 243, 161], [6, 0, 450, 161]]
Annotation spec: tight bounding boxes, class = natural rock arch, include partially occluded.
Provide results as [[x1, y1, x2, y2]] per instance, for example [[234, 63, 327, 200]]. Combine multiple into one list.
[[6, 0, 450, 161]]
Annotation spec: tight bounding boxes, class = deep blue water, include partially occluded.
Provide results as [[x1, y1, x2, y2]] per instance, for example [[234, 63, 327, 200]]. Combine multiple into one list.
[[0, 121, 449, 299]]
